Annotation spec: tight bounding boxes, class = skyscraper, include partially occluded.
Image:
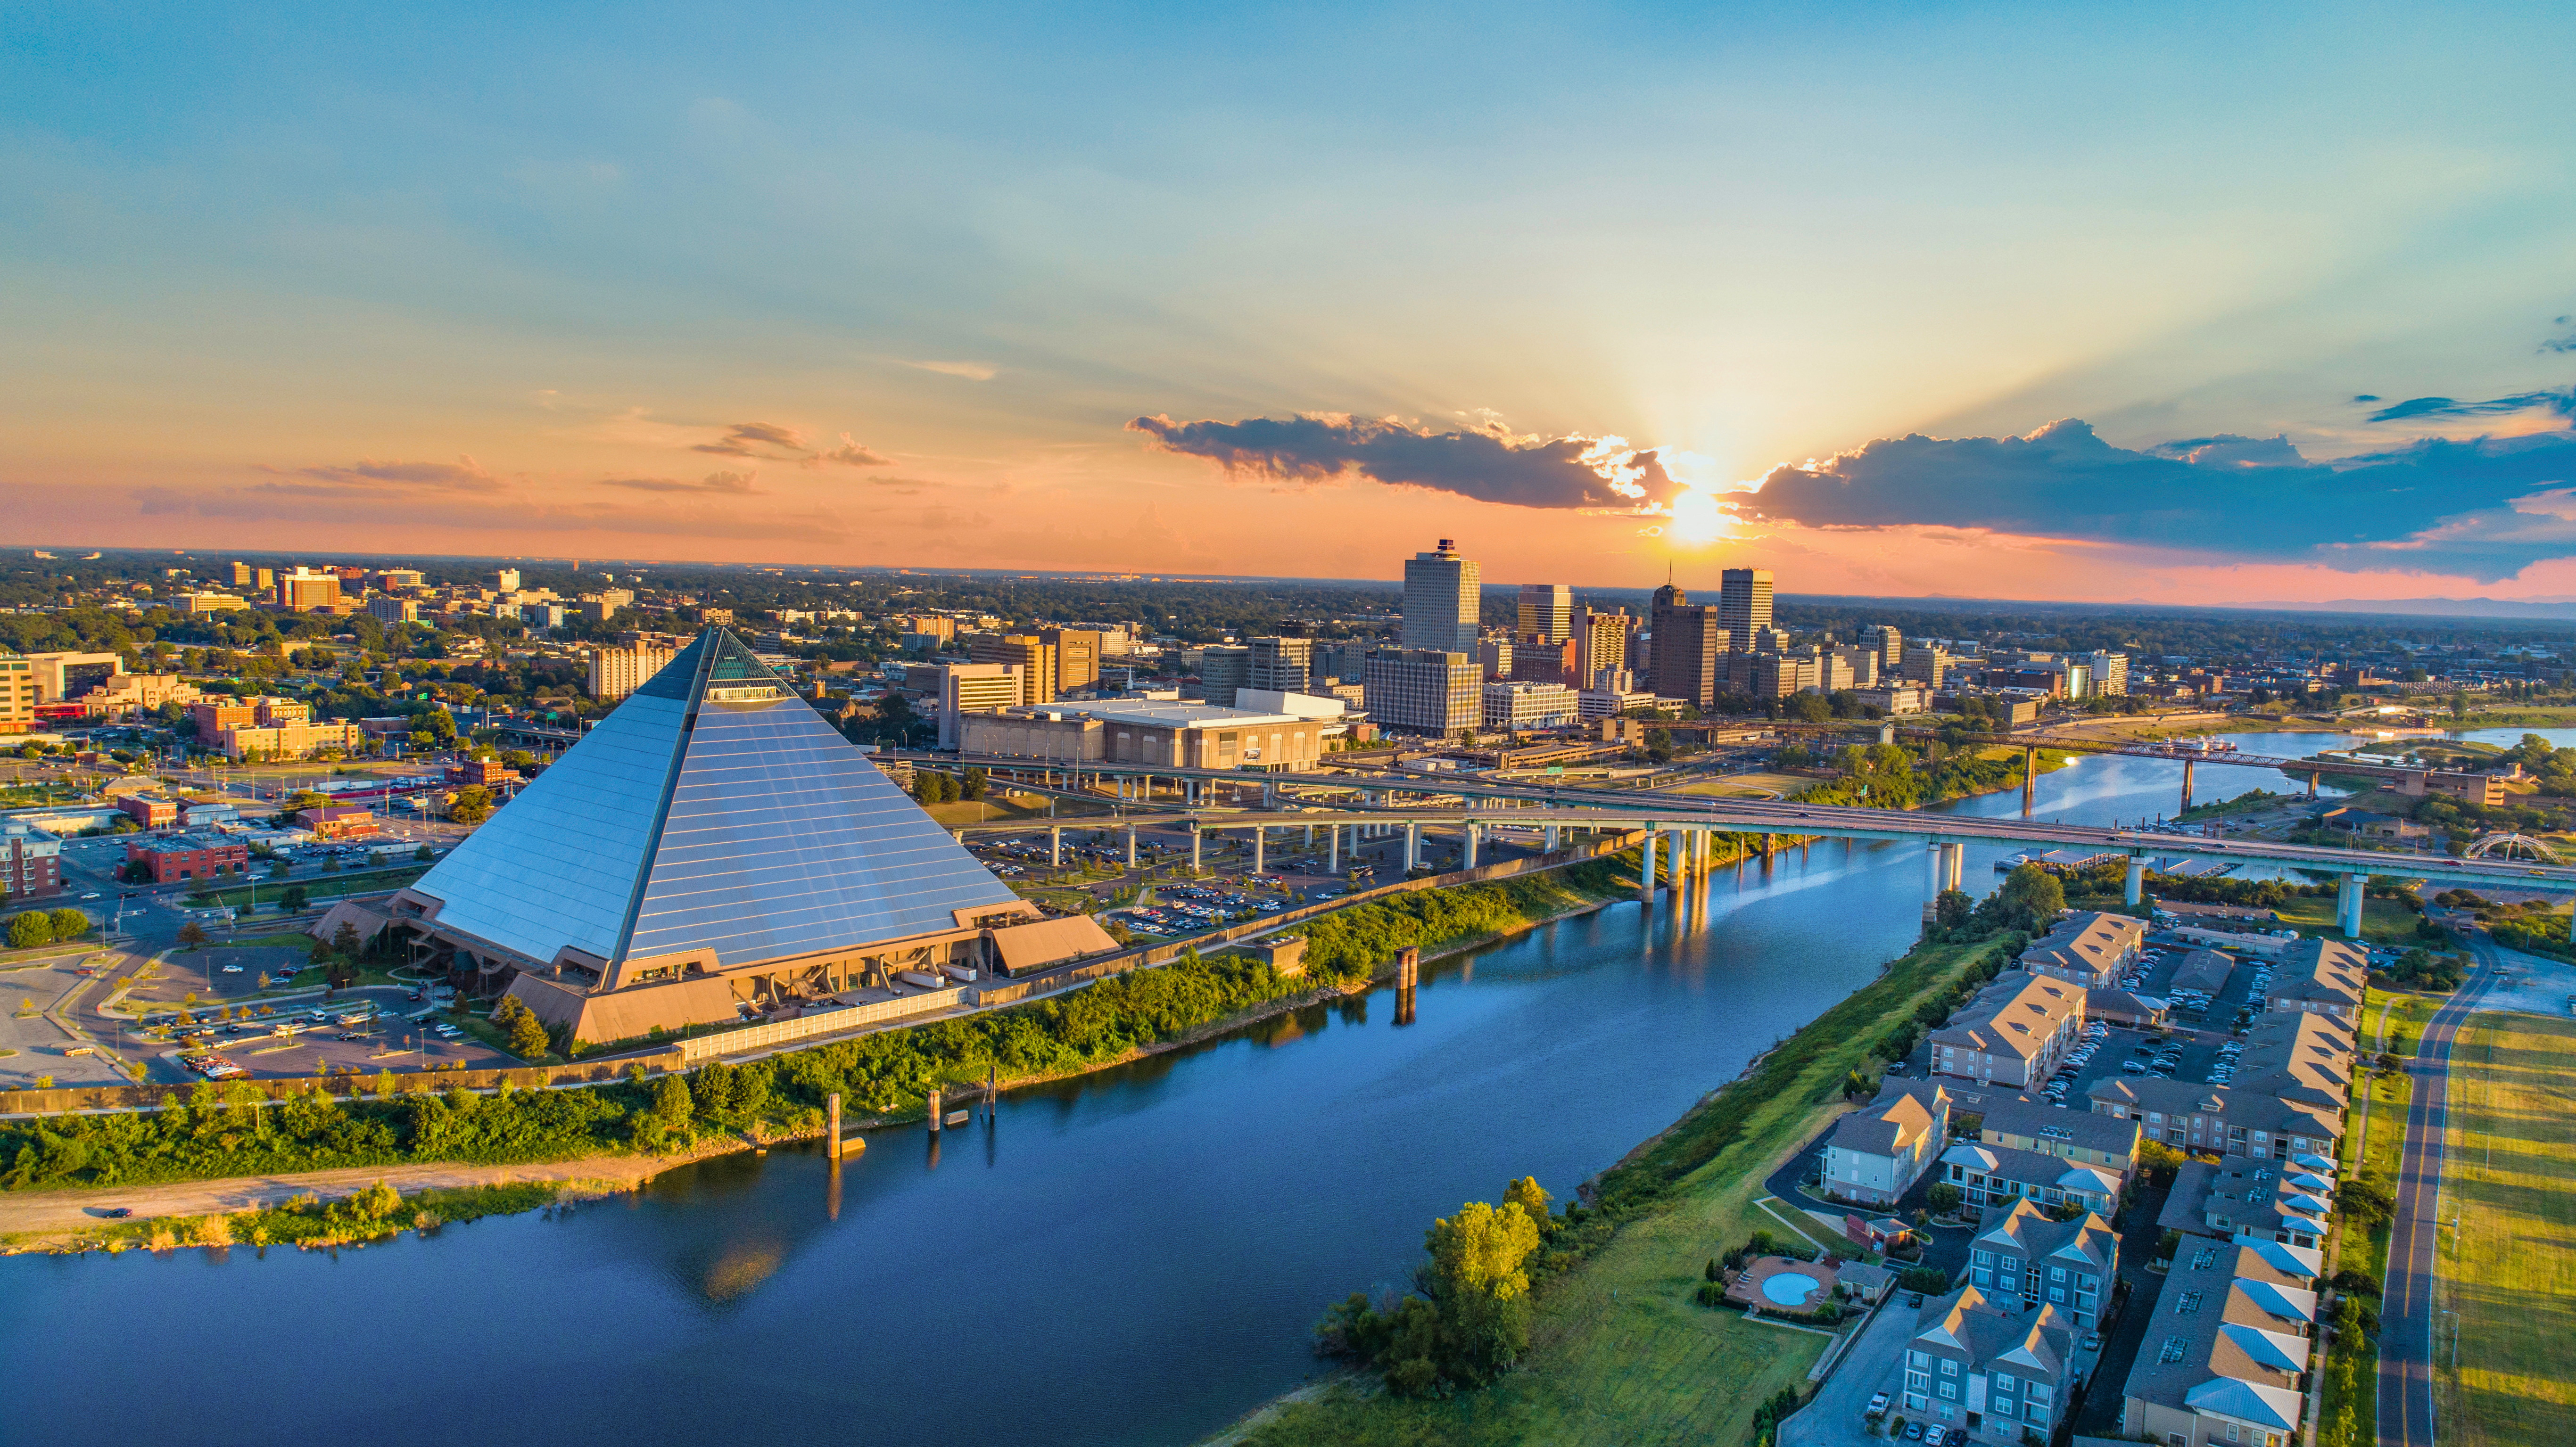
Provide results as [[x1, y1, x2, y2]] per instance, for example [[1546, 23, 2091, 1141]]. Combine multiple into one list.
[[1576, 609, 1630, 690], [1247, 636, 1313, 696], [1718, 568, 1774, 648], [1402, 540, 1480, 656], [1648, 584, 1726, 708], [1860, 624, 1903, 672], [1515, 583, 1573, 643]]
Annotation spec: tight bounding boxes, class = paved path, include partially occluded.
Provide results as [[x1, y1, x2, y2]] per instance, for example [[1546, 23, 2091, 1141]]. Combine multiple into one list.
[[1778, 1302, 1911, 1447], [2377, 939, 2502, 1447]]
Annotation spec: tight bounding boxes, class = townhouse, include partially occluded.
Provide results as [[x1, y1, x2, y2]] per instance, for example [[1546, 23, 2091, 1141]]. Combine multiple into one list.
[[2120, 1242, 2320, 1447], [1904, 1285, 2078, 1443], [1930, 970, 2087, 1089]]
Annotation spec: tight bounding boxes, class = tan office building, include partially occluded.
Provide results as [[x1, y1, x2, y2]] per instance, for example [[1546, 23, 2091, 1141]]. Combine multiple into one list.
[[969, 634, 1057, 704], [589, 643, 682, 700], [1043, 628, 1104, 692]]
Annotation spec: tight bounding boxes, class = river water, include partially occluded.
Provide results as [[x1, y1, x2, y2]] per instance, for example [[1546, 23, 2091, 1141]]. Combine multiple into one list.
[[0, 729, 2547, 1447]]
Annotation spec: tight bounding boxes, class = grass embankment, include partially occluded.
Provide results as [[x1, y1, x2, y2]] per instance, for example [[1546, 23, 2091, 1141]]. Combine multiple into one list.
[[1, 863, 1640, 1197], [2174, 788, 2292, 823], [2435, 1010, 2576, 1447], [1238, 931, 2016, 1447], [16, 1179, 571, 1256], [199, 865, 430, 910], [2318, 987, 2440, 1447]]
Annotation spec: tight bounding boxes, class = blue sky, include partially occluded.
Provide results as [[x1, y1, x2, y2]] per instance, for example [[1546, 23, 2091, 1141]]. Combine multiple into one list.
[[5, 2, 2574, 600]]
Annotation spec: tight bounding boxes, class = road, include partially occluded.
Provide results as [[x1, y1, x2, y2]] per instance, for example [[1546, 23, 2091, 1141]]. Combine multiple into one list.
[[2377, 937, 2502, 1447]]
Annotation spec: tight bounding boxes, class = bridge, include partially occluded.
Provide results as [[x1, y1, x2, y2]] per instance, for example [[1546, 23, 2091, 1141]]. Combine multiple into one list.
[[906, 754, 2576, 940]]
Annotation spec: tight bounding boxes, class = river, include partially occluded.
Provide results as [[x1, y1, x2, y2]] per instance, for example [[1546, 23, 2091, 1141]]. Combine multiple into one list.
[[0, 728, 2546, 1447]]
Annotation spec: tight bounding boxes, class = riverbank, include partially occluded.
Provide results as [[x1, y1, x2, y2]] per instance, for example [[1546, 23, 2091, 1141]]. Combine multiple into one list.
[[1222, 928, 2017, 1447], [0, 858, 1647, 1245]]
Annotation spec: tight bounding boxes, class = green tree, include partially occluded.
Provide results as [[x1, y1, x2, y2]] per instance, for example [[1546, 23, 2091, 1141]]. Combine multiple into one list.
[[49, 908, 89, 940], [1501, 1176, 1555, 1235], [281, 884, 310, 912], [959, 768, 989, 802], [1427, 1198, 1543, 1301], [8, 912, 55, 949], [652, 1072, 695, 1131], [447, 786, 494, 825], [1993, 863, 2065, 932], [176, 921, 207, 950]]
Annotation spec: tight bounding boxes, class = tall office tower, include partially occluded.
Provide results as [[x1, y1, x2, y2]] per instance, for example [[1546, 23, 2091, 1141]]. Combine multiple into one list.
[[1829, 645, 1882, 689], [491, 568, 522, 592], [1247, 636, 1313, 696], [1042, 628, 1105, 692], [1576, 609, 1630, 688], [2087, 650, 2129, 696], [231, 561, 254, 586], [1362, 649, 1482, 737], [1717, 567, 1774, 647], [1198, 644, 1252, 707], [1648, 584, 1726, 708], [970, 633, 1058, 705], [1402, 540, 1480, 655], [1313, 640, 1371, 685], [1513, 635, 1577, 686], [1515, 583, 1573, 643], [1860, 624, 1903, 671], [1474, 632, 1514, 682], [1900, 642, 1951, 690]]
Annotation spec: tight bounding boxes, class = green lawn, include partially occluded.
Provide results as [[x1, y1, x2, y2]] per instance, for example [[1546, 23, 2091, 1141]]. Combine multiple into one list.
[[198, 865, 430, 910], [2273, 894, 2432, 948], [1239, 934, 2010, 1447], [2435, 1010, 2576, 1447]]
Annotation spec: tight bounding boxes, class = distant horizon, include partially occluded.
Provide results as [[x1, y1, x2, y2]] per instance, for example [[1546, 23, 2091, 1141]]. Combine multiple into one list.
[[29, 543, 2576, 632]]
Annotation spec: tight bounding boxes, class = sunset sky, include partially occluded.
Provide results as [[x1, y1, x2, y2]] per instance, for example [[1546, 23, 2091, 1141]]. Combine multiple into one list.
[[6, 2, 2576, 605]]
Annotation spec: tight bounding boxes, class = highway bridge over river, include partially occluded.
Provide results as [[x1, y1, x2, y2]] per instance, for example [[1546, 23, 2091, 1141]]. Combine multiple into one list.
[[891, 752, 2576, 941]]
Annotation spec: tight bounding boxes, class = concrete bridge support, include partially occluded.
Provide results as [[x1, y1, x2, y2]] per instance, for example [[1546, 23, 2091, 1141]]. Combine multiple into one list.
[[1405, 821, 1420, 871], [1190, 824, 1202, 873], [1126, 825, 1137, 870], [1638, 830, 1658, 902], [1327, 824, 1339, 872], [1945, 842, 1965, 892], [1049, 827, 1061, 869], [1544, 824, 1560, 852], [2124, 855, 2145, 908], [2180, 759, 2195, 814], [1253, 827, 1264, 876], [1464, 822, 1480, 869], [2338, 872, 2366, 938], [2022, 747, 2038, 818], [1879, 721, 1896, 745]]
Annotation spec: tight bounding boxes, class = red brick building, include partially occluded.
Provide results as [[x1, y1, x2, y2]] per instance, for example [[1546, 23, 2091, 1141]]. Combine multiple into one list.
[[445, 758, 522, 786], [125, 833, 249, 885], [117, 795, 178, 828], [299, 805, 380, 840], [2, 822, 64, 898]]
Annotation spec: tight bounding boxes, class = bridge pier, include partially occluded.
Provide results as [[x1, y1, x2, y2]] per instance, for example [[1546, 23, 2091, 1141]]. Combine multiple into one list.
[[2307, 771, 2319, 799], [1879, 721, 1896, 746], [1050, 827, 1061, 869], [1126, 825, 1137, 870], [2022, 747, 2037, 818], [2124, 855, 2145, 908], [2338, 872, 2365, 938], [2180, 758, 2195, 814], [1405, 821, 1420, 871], [1190, 824, 1202, 873], [1638, 830, 1658, 902], [1464, 821, 1479, 869], [1544, 824, 1560, 853], [1253, 826, 1264, 876], [1328, 824, 1339, 872], [1945, 842, 1965, 892]]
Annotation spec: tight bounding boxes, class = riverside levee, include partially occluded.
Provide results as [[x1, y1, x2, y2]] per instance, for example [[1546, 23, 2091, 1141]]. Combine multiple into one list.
[[0, 734, 2421, 1447]]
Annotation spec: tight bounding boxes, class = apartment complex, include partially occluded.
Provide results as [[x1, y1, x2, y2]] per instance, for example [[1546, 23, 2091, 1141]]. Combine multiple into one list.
[[2118, 1242, 2318, 1447], [2018, 911, 2148, 988], [1903, 1283, 2078, 1440], [1928, 970, 2086, 1089], [1818, 1077, 1951, 1208], [0, 822, 64, 898]]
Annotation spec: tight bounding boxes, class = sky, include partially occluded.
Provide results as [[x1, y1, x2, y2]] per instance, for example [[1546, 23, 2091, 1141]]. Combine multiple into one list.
[[5, 1, 2576, 606]]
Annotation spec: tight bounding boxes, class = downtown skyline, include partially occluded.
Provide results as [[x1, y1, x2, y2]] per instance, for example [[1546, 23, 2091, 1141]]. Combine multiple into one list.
[[6, 2, 2576, 607]]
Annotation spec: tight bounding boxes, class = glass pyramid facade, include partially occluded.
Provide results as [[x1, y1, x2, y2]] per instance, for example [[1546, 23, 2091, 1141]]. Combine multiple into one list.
[[410, 630, 1017, 973]]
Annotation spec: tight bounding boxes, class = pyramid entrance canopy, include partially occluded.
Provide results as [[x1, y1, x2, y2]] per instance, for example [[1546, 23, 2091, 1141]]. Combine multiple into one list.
[[407, 630, 1018, 974]]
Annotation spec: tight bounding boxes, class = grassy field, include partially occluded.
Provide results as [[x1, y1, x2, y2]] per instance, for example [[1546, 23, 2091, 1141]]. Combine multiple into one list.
[[2273, 894, 2434, 948], [2319, 987, 2430, 1447], [197, 864, 431, 910], [1235, 933, 2011, 1447], [2435, 1009, 2576, 1447]]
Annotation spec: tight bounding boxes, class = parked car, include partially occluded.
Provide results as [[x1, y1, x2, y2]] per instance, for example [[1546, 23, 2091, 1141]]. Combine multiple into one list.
[[1866, 1391, 1890, 1420]]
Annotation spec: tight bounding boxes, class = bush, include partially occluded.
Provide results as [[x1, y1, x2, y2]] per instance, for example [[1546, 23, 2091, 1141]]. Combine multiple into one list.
[[49, 909, 89, 940]]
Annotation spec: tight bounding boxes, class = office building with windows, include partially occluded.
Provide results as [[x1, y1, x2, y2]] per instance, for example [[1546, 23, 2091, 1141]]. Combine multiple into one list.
[[1515, 583, 1572, 642], [1717, 567, 1773, 645], [1247, 636, 1313, 697], [1362, 649, 1481, 737], [1198, 644, 1252, 707], [1401, 540, 1480, 655]]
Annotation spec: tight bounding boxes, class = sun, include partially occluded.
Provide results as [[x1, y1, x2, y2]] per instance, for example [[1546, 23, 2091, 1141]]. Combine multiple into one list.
[[1667, 487, 1728, 545]]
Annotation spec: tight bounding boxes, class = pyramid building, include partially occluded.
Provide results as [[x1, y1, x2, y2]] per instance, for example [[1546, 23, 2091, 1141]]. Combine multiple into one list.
[[392, 630, 1109, 1046]]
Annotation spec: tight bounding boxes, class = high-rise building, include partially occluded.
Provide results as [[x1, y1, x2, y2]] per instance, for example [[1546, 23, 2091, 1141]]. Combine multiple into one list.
[[275, 567, 342, 611], [1198, 644, 1252, 707], [1900, 642, 1952, 690], [1247, 636, 1313, 697], [1474, 632, 1513, 682], [379, 568, 427, 591], [588, 643, 682, 701], [2087, 651, 2129, 696], [1828, 645, 1881, 689], [1313, 640, 1372, 685], [936, 662, 1028, 747], [1362, 649, 1481, 737], [1042, 628, 1105, 692], [970, 634, 1058, 705], [491, 568, 522, 592], [231, 561, 255, 586], [1861, 625, 1903, 671], [1576, 609, 1630, 689], [1513, 635, 1578, 687], [1717, 568, 1774, 647], [1648, 584, 1726, 708], [1401, 540, 1480, 656], [1515, 584, 1573, 643]]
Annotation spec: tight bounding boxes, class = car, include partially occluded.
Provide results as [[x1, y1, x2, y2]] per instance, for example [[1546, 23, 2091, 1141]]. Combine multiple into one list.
[[104, 1207, 132, 1219], [2083, 1332, 2104, 1351], [1866, 1391, 1890, 1420], [220, 964, 245, 973], [80, 892, 101, 901], [1906, 1422, 1926, 1442]]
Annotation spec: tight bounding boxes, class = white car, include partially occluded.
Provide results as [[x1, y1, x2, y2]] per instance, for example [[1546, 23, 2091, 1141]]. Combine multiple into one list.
[[220, 964, 245, 974]]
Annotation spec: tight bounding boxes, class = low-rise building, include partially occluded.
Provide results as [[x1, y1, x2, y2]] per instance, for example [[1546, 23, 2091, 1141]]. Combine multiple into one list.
[[2087, 1077, 2343, 1163], [959, 699, 1329, 770], [117, 795, 178, 828], [2264, 937, 2367, 1022], [1965, 1199, 2119, 1329], [298, 805, 381, 840], [1903, 1283, 2078, 1439], [1976, 1096, 2142, 1173], [2158, 1158, 2334, 1251], [73, 673, 198, 719], [124, 832, 250, 884], [1929, 970, 2087, 1089], [1481, 681, 1581, 731], [216, 720, 366, 761], [2085, 987, 2170, 1028], [0, 821, 64, 898], [2118, 1242, 2318, 1447], [2169, 947, 2238, 995], [2019, 910, 2147, 987], [1818, 1078, 1950, 1207], [1939, 1141, 2122, 1218]]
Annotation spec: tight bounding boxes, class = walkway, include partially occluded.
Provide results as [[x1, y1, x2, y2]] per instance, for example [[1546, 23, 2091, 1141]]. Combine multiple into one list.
[[2378, 940, 2502, 1447]]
